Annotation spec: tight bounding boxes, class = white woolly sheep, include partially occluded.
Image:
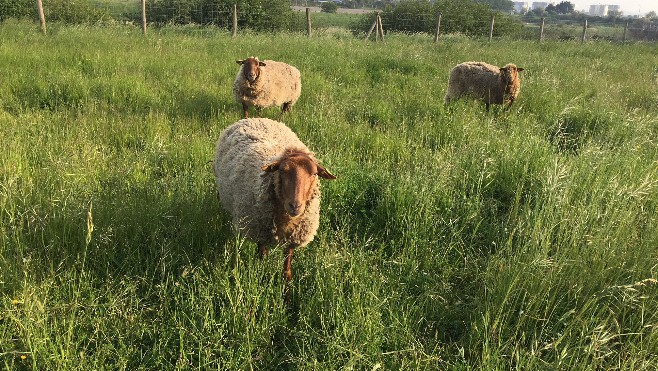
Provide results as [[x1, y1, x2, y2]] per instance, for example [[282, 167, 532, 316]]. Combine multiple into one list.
[[213, 118, 336, 289], [444, 62, 524, 111], [233, 57, 302, 118]]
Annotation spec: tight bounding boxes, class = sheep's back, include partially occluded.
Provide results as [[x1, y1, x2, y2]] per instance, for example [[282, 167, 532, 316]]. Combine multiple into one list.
[[259, 60, 302, 106], [447, 62, 505, 104]]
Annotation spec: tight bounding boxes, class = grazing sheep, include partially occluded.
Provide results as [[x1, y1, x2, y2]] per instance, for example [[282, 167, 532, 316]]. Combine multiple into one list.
[[444, 62, 524, 111], [233, 57, 302, 118], [213, 118, 336, 288]]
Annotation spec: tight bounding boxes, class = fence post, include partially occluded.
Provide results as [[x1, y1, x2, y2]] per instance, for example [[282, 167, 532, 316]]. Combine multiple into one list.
[[377, 12, 385, 42], [622, 21, 628, 42], [539, 17, 545, 42], [36, 0, 46, 35], [232, 3, 237, 38], [306, 8, 311, 37], [434, 12, 442, 43], [141, 0, 146, 35], [581, 18, 587, 43], [364, 13, 377, 41], [488, 15, 495, 42]]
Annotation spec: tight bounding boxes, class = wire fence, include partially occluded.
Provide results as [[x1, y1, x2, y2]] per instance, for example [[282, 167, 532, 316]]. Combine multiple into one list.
[[29, 1, 658, 43]]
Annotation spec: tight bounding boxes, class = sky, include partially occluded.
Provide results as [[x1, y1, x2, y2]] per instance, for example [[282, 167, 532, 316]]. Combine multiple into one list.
[[571, 0, 658, 16]]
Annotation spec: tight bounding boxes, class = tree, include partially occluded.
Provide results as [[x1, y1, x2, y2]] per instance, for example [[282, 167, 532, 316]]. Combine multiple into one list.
[[321, 1, 338, 13], [554, 1, 575, 14], [0, 0, 33, 21], [607, 9, 623, 18], [645, 11, 657, 20], [545, 4, 556, 13], [147, 0, 298, 31], [354, 0, 522, 37], [475, 0, 513, 13]]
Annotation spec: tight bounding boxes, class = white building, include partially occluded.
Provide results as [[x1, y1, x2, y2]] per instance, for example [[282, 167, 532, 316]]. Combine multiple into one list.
[[589, 4, 621, 16], [589, 4, 609, 16], [513, 2, 530, 14], [531, 2, 551, 11], [608, 5, 622, 14]]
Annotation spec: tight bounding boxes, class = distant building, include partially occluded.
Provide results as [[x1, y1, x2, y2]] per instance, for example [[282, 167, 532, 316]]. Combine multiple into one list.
[[589, 4, 609, 16], [513, 2, 530, 14], [531, 2, 551, 11], [608, 5, 622, 14], [589, 4, 621, 16]]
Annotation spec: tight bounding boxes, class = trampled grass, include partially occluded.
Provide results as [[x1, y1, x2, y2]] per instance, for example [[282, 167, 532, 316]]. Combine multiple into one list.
[[1, 19, 657, 369]]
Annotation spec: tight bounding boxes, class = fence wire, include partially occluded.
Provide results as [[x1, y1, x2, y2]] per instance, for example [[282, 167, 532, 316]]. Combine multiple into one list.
[[35, 1, 658, 42]]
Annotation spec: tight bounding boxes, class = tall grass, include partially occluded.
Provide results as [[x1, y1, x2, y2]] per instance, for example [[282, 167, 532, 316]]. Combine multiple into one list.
[[1, 19, 657, 369]]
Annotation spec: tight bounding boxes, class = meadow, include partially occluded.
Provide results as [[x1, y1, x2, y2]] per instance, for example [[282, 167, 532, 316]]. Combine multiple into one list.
[[1, 19, 657, 369]]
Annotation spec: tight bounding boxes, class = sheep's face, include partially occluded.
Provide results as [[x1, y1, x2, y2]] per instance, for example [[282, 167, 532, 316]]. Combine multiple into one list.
[[500, 64, 524, 85], [237, 57, 266, 83], [262, 150, 336, 218]]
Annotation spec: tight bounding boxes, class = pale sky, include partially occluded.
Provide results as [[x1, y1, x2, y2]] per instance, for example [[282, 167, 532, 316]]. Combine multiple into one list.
[[572, 1, 658, 16]]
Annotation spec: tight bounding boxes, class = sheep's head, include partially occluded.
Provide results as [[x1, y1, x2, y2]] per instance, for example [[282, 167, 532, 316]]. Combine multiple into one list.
[[236, 57, 266, 83], [262, 149, 336, 218], [500, 64, 524, 86]]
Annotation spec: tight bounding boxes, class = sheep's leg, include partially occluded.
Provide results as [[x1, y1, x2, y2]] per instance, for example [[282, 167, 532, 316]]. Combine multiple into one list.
[[485, 102, 491, 112], [255, 107, 262, 117], [257, 243, 268, 258], [283, 246, 294, 303], [242, 102, 249, 118], [282, 246, 294, 282], [282, 102, 292, 113]]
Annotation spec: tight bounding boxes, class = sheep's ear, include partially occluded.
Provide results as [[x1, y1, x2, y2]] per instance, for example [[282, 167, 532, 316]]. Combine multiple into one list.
[[261, 161, 280, 172], [317, 165, 337, 180], [517, 67, 525, 72], [259, 61, 266, 67], [236, 60, 245, 65]]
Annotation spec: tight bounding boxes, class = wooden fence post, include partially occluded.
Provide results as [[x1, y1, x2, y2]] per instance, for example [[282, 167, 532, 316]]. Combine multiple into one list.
[[377, 12, 384, 42], [36, 0, 46, 35], [364, 13, 377, 41], [306, 8, 311, 37], [232, 3, 237, 38], [622, 21, 628, 43], [141, 0, 146, 35], [581, 18, 587, 43], [488, 15, 495, 42], [539, 17, 545, 42], [434, 12, 442, 43]]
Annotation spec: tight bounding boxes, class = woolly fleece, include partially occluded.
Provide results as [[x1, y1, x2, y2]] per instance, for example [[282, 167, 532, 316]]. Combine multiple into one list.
[[214, 118, 321, 248], [444, 61, 522, 107], [233, 59, 302, 114]]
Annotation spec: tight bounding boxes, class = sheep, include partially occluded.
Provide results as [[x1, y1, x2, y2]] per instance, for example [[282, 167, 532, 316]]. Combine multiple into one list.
[[233, 57, 302, 118], [444, 62, 524, 111], [213, 117, 336, 292]]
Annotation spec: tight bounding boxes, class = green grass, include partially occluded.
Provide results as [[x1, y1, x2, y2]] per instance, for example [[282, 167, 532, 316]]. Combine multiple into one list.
[[1, 19, 657, 369]]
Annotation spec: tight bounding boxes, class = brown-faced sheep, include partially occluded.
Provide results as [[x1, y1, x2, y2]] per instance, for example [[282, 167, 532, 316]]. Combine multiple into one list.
[[444, 62, 524, 111], [233, 57, 302, 118], [213, 118, 335, 291]]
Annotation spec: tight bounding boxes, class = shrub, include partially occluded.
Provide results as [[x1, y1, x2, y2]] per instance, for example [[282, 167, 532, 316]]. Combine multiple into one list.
[[147, 0, 300, 31], [43, 0, 108, 24], [0, 0, 108, 24], [0, 0, 35, 22], [353, 0, 522, 37], [321, 2, 339, 14]]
